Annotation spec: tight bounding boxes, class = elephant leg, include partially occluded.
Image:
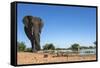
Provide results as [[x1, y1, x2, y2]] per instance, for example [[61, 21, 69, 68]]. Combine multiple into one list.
[[34, 33, 41, 51], [31, 39, 36, 52], [24, 27, 36, 52]]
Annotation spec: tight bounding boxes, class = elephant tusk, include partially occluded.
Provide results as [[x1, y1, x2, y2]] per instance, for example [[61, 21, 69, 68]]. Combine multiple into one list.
[[32, 27, 34, 35]]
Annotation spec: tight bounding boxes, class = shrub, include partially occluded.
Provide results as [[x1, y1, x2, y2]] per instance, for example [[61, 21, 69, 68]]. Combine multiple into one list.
[[43, 43, 55, 50], [17, 42, 26, 52], [71, 43, 80, 51]]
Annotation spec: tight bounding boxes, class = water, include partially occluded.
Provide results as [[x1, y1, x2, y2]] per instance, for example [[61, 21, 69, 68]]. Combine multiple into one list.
[[43, 49, 96, 55], [79, 48, 96, 55]]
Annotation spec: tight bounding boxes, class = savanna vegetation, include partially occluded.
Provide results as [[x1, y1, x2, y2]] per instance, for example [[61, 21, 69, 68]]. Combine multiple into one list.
[[17, 42, 26, 52], [43, 43, 55, 50], [17, 42, 32, 52], [17, 41, 96, 52]]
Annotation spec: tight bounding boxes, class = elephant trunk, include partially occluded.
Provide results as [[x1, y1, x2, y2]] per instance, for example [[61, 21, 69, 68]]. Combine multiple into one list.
[[31, 40, 36, 52]]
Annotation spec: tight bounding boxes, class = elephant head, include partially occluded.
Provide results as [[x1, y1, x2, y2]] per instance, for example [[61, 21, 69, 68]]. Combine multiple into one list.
[[23, 16, 44, 52]]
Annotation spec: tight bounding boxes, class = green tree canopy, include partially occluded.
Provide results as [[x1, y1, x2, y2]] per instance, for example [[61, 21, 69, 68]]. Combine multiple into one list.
[[43, 43, 55, 50], [71, 43, 80, 51], [17, 42, 26, 52]]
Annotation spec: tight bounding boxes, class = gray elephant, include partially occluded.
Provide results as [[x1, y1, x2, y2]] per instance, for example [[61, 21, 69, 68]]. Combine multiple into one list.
[[23, 16, 43, 52]]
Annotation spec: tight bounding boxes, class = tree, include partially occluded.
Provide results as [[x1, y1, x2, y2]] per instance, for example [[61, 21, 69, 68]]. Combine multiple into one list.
[[43, 43, 55, 50], [71, 43, 80, 51], [17, 42, 26, 52]]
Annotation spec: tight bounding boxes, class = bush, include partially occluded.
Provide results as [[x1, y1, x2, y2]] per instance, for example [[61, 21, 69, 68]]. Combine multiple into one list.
[[71, 43, 80, 51], [43, 43, 55, 50], [17, 42, 26, 52]]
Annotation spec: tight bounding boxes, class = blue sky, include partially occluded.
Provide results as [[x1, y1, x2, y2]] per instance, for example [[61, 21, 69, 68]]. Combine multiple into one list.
[[17, 3, 96, 48]]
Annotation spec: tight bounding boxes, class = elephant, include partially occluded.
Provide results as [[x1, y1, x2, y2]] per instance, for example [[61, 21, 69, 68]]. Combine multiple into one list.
[[23, 16, 44, 52]]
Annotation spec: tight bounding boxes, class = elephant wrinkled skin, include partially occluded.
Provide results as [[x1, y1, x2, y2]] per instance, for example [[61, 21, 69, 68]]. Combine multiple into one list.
[[23, 16, 43, 52]]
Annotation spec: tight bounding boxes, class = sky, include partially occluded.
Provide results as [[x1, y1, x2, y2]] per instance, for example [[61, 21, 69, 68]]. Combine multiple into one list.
[[17, 3, 96, 48]]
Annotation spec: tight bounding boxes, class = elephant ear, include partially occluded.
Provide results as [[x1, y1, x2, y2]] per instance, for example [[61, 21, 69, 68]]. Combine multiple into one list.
[[23, 16, 33, 28], [38, 18, 44, 33], [23, 16, 29, 28]]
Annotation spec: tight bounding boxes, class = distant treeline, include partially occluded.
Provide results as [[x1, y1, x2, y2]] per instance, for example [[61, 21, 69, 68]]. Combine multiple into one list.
[[17, 41, 96, 52]]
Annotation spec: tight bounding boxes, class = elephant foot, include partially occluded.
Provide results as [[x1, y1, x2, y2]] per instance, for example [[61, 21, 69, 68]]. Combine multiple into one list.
[[32, 50, 36, 53]]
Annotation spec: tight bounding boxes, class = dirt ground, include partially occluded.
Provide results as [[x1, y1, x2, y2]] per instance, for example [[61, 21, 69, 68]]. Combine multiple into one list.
[[17, 52, 96, 65]]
